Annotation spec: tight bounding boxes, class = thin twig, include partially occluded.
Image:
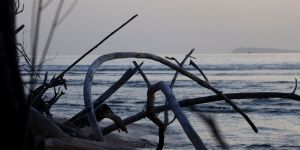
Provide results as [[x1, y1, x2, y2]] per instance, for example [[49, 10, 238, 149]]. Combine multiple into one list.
[[30, 0, 43, 91], [39, 0, 64, 70], [190, 59, 209, 83], [56, 0, 78, 26], [191, 107, 228, 149], [42, 0, 53, 9], [15, 24, 25, 33], [292, 78, 297, 94], [58, 14, 138, 78], [67, 62, 142, 139], [165, 49, 194, 123], [133, 61, 150, 87], [165, 56, 181, 66]]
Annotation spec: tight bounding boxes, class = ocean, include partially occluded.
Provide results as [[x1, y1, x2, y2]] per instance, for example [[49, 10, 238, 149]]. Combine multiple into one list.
[[21, 53, 300, 149]]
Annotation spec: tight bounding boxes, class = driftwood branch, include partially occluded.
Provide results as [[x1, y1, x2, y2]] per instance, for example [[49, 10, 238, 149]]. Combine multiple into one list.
[[82, 52, 257, 138], [292, 78, 298, 94], [133, 61, 151, 87], [190, 60, 209, 83], [59, 14, 138, 78], [82, 62, 143, 141], [28, 15, 139, 117], [15, 24, 25, 33], [101, 92, 300, 135], [66, 63, 142, 126], [147, 81, 207, 150], [164, 49, 194, 123], [169, 48, 194, 88]]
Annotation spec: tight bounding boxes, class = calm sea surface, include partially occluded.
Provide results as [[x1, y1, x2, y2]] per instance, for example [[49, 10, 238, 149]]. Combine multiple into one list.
[[22, 53, 300, 149]]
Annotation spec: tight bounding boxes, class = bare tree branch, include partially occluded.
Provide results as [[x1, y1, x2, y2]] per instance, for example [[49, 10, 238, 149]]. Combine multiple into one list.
[[147, 81, 207, 150], [82, 52, 257, 139], [66, 62, 142, 126], [164, 49, 194, 123], [30, 0, 43, 91], [56, 0, 78, 26], [292, 78, 297, 94], [190, 59, 209, 83], [15, 24, 24, 34], [42, 0, 53, 9], [102, 91, 300, 135], [39, 0, 65, 69], [133, 61, 151, 87]]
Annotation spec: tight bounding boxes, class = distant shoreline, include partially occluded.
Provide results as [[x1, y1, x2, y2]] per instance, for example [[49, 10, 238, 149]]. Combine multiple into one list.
[[232, 47, 300, 54]]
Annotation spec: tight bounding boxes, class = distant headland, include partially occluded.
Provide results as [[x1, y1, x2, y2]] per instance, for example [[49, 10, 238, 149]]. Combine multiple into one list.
[[232, 47, 300, 53]]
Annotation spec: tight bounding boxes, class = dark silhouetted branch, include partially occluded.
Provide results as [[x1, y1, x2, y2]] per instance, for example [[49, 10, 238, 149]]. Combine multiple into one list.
[[39, 0, 64, 69], [42, 0, 53, 9], [66, 63, 142, 126], [30, 0, 43, 91], [133, 61, 150, 87], [57, 0, 78, 26], [169, 48, 194, 88], [164, 49, 194, 123], [59, 14, 138, 78], [15, 24, 24, 33], [190, 59, 209, 83], [191, 107, 228, 149], [147, 81, 207, 150], [292, 78, 297, 94], [102, 92, 300, 135], [81, 52, 253, 135]]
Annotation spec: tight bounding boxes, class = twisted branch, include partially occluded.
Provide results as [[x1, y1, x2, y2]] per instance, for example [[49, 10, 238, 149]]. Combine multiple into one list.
[[83, 52, 257, 140], [147, 81, 207, 150], [102, 92, 300, 135]]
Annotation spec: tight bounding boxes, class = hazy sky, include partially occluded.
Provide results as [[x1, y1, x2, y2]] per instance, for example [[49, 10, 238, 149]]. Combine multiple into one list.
[[17, 0, 300, 55]]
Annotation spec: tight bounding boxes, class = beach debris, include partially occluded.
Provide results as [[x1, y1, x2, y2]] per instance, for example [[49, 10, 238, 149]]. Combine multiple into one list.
[[27, 50, 300, 150]]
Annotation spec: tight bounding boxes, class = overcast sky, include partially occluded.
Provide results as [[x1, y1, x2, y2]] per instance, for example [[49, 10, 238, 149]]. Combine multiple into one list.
[[17, 0, 300, 55]]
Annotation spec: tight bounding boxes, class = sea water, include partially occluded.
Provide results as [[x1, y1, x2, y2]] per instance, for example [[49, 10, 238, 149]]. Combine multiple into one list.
[[21, 53, 300, 149]]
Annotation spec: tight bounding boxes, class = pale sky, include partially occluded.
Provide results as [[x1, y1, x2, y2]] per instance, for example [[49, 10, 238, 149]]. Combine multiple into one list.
[[17, 0, 300, 55]]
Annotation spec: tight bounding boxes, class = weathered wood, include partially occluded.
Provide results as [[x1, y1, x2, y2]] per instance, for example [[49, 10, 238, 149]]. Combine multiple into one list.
[[30, 107, 67, 137], [66, 64, 141, 127], [164, 49, 194, 123], [83, 52, 257, 139], [169, 49, 194, 88], [292, 78, 297, 94], [190, 59, 209, 83], [101, 92, 300, 135], [83, 61, 142, 141], [147, 81, 207, 150], [28, 14, 138, 117], [133, 61, 151, 87]]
